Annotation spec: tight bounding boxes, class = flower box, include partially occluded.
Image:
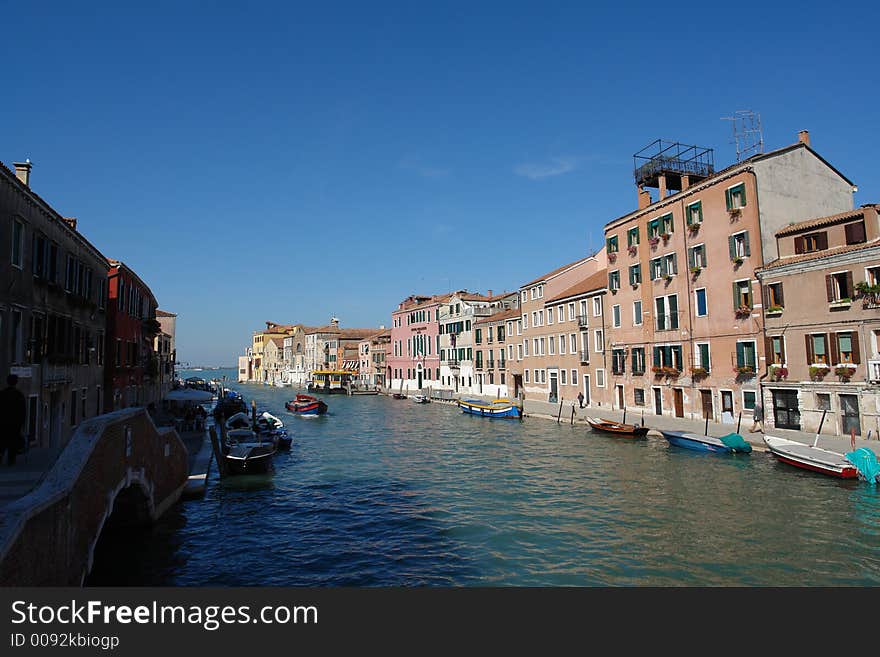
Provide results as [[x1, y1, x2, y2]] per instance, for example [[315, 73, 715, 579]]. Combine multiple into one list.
[[765, 306, 783, 316], [834, 365, 856, 381], [829, 298, 852, 309], [690, 266, 701, 276], [734, 305, 752, 318], [660, 232, 671, 242], [627, 245, 638, 257], [729, 207, 742, 218], [690, 367, 708, 379], [608, 252, 617, 263], [688, 222, 701, 232], [769, 365, 788, 381], [735, 366, 755, 377], [732, 256, 744, 266], [809, 366, 830, 381], [649, 236, 660, 248]]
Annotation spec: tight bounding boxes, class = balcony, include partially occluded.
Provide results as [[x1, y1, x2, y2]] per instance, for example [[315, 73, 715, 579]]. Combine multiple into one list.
[[577, 315, 589, 328], [475, 361, 484, 371], [869, 360, 880, 383], [443, 359, 460, 368], [579, 351, 590, 364], [498, 361, 506, 371], [487, 360, 495, 370]]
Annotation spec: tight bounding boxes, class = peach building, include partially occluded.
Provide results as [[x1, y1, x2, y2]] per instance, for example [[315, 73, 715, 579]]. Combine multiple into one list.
[[603, 132, 857, 422], [474, 306, 519, 398], [756, 204, 880, 436]]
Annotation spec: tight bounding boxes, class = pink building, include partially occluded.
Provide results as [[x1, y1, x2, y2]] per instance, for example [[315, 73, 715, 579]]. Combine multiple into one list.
[[387, 294, 448, 392]]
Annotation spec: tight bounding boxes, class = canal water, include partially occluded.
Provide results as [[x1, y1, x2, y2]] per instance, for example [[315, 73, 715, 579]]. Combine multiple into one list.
[[88, 369, 880, 586]]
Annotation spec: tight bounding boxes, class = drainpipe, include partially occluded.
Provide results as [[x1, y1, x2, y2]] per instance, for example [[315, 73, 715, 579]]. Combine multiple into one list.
[[749, 169, 770, 422]]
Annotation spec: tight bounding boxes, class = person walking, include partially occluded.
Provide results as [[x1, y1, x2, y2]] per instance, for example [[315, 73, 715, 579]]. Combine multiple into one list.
[[749, 400, 764, 433], [0, 374, 27, 465], [577, 391, 585, 409]]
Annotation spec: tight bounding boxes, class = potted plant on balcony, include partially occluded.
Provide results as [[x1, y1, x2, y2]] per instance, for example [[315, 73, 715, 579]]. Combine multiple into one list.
[[769, 365, 788, 381], [809, 365, 830, 381], [627, 244, 637, 256], [729, 207, 742, 218], [649, 236, 660, 248], [735, 305, 752, 318], [688, 222, 700, 234], [662, 366, 681, 378], [651, 366, 664, 377], [732, 255, 744, 266], [660, 232, 671, 243], [608, 251, 617, 263], [690, 366, 708, 380], [690, 266, 701, 276], [834, 365, 856, 382], [663, 273, 673, 282], [766, 305, 783, 315], [735, 365, 755, 378]]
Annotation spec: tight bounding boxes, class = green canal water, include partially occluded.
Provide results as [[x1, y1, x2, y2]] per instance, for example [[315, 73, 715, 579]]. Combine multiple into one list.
[[88, 369, 880, 586]]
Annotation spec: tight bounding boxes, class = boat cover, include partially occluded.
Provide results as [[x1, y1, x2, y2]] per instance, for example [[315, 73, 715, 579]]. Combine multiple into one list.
[[844, 448, 880, 483], [719, 433, 752, 453]]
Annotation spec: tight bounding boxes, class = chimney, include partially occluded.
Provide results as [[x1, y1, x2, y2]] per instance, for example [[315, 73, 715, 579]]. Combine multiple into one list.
[[63, 217, 78, 231], [330, 317, 340, 328], [798, 130, 810, 147], [637, 185, 652, 209], [13, 160, 32, 187], [487, 289, 493, 298]]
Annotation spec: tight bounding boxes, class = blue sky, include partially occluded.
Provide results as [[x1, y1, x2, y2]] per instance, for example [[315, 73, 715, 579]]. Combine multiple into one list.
[[3, 1, 878, 365]]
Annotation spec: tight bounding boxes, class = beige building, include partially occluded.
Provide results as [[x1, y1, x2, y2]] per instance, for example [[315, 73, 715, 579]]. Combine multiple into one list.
[[603, 132, 857, 422], [509, 253, 607, 403], [757, 204, 880, 436], [474, 307, 519, 398], [262, 337, 285, 386], [251, 322, 293, 383]]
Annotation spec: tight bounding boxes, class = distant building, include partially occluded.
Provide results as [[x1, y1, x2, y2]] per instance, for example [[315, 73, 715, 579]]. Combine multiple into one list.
[[359, 329, 390, 387], [473, 307, 520, 398], [155, 309, 176, 398], [388, 294, 447, 392], [262, 337, 285, 386]]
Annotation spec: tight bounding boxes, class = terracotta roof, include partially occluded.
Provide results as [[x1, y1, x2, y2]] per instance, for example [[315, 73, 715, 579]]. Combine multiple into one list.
[[522, 256, 593, 287], [774, 205, 878, 237], [759, 240, 880, 270], [339, 328, 382, 339], [268, 337, 284, 348], [305, 325, 341, 334], [394, 293, 452, 313], [475, 307, 520, 325], [545, 269, 608, 304], [156, 309, 176, 317]]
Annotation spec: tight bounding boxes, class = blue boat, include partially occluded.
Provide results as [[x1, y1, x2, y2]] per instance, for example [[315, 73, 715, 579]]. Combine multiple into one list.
[[661, 430, 752, 454], [458, 398, 521, 419]]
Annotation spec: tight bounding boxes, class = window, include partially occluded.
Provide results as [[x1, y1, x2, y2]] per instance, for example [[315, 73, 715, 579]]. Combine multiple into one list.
[[612, 349, 626, 375], [733, 280, 753, 310], [12, 219, 24, 268], [736, 341, 757, 370], [726, 182, 746, 210], [816, 393, 831, 411], [593, 298, 602, 316], [547, 310, 553, 325], [661, 253, 677, 276], [517, 343, 523, 360], [596, 369, 605, 388], [655, 294, 679, 331], [571, 369, 578, 385], [631, 347, 645, 375], [525, 369, 530, 383], [70, 389, 77, 426], [612, 305, 621, 328], [629, 264, 641, 286], [594, 329, 604, 353], [607, 235, 619, 253], [652, 345, 683, 371], [796, 231, 828, 254], [765, 282, 784, 310], [475, 328, 482, 344], [837, 332, 860, 364], [633, 300, 642, 326], [522, 314, 528, 330], [729, 232, 750, 260], [743, 391, 756, 411], [567, 303, 575, 321], [688, 244, 706, 270], [608, 270, 620, 291], [627, 227, 640, 247], [768, 335, 785, 365], [686, 200, 703, 226], [10, 309, 23, 363], [634, 388, 645, 406], [648, 219, 660, 239], [659, 212, 673, 235], [523, 339, 529, 357], [508, 344, 514, 360], [548, 337, 555, 355], [561, 369, 567, 385], [696, 342, 711, 372], [570, 334, 576, 354], [844, 221, 866, 245], [650, 258, 663, 280], [866, 266, 880, 287], [695, 288, 707, 317], [826, 271, 853, 302]]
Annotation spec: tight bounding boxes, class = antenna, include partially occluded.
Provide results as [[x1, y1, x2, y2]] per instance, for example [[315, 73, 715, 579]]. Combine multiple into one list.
[[721, 110, 764, 161]]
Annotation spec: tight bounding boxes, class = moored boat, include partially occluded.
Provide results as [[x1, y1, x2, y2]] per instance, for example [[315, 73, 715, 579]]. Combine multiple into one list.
[[458, 398, 521, 419], [308, 369, 354, 394], [285, 393, 328, 415], [412, 394, 430, 404], [661, 430, 752, 454], [763, 435, 858, 479], [586, 416, 649, 438], [223, 429, 276, 475]]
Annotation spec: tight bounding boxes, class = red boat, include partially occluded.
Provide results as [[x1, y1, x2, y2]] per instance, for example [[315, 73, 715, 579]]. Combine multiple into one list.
[[285, 394, 328, 415]]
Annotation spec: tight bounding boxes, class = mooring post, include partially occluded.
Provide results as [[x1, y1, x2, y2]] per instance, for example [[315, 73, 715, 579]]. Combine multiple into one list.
[[557, 400, 563, 423], [570, 404, 575, 425], [210, 426, 227, 478]]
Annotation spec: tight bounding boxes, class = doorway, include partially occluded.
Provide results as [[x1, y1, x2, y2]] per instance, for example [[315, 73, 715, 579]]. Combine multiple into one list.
[[721, 390, 734, 423], [840, 394, 861, 435], [549, 370, 558, 403], [673, 388, 684, 418], [653, 387, 662, 415], [700, 390, 713, 420], [772, 389, 800, 430], [616, 385, 624, 409], [417, 365, 423, 390], [583, 375, 590, 406]]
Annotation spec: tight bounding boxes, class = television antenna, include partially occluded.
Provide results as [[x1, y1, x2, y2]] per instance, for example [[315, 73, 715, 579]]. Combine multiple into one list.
[[721, 110, 764, 161]]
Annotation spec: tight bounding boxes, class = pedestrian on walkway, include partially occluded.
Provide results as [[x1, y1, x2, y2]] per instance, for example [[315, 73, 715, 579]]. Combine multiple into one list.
[[0, 374, 27, 465], [749, 400, 764, 433], [577, 391, 584, 409]]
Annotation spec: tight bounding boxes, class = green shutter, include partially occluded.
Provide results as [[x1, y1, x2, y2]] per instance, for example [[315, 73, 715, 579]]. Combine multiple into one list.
[[725, 188, 732, 210], [728, 235, 736, 259], [743, 231, 750, 256], [687, 247, 695, 269], [672, 253, 678, 274], [669, 295, 678, 329], [702, 246, 708, 267], [660, 258, 668, 277], [736, 342, 745, 368], [653, 346, 660, 366], [733, 282, 739, 309]]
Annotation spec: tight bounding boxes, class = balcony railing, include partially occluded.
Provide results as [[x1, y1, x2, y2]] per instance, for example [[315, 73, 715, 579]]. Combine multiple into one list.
[[443, 359, 460, 368], [487, 360, 495, 370], [579, 351, 590, 364], [868, 359, 880, 383], [475, 361, 484, 370], [577, 314, 589, 328]]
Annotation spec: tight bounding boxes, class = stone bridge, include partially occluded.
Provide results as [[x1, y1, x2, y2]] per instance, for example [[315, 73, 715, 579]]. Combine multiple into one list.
[[0, 408, 189, 586]]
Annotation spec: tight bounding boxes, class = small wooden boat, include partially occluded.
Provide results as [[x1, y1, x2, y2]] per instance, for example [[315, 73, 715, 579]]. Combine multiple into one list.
[[458, 398, 521, 419], [225, 411, 251, 431], [763, 435, 858, 479], [586, 416, 648, 437], [285, 394, 328, 415], [392, 393, 407, 400], [412, 394, 430, 404], [661, 430, 752, 454], [223, 429, 275, 475]]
